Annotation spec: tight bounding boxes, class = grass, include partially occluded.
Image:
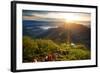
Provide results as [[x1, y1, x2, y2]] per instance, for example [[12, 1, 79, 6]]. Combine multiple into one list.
[[23, 36, 90, 62]]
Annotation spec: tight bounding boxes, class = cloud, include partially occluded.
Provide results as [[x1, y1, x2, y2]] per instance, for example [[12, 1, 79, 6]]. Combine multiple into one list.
[[22, 10, 91, 22]]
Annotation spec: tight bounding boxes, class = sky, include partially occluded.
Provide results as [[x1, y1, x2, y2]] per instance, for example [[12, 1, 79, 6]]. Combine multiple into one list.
[[22, 10, 91, 27], [23, 10, 91, 21]]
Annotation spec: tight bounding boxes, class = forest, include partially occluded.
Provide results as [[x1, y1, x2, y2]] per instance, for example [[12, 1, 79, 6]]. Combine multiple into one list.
[[23, 36, 90, 62]]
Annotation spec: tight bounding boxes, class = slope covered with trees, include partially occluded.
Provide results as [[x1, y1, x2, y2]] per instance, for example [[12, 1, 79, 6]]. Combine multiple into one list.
[[23, 36, 90, 62]]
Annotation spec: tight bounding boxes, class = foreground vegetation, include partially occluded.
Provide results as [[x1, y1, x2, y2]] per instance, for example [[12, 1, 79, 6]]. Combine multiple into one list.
[[23, 36, 90, 62]]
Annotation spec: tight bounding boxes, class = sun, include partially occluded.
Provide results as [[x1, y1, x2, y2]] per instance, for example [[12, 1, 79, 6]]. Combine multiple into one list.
[[63, 14, 80, 23]]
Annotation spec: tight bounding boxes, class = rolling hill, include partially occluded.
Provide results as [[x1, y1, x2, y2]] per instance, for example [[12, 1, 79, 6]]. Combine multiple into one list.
[[23, 20, 91, 48]]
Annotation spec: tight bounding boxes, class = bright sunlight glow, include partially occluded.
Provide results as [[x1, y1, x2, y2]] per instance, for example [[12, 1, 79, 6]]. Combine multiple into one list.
[[63, 14, 80, 23]]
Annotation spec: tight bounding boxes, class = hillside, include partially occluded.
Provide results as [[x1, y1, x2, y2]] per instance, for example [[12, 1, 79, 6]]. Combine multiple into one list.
[[23, 21, 90, 48]]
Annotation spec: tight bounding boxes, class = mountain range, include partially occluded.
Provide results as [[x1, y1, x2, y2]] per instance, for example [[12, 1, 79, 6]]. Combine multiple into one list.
[[23, 20, 91, 48]]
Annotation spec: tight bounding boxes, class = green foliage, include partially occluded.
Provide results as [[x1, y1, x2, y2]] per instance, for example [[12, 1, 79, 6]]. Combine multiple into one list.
[[68, 49, 90, 60], [23, 36, 90, 62], [23, 36, 60, 62]]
